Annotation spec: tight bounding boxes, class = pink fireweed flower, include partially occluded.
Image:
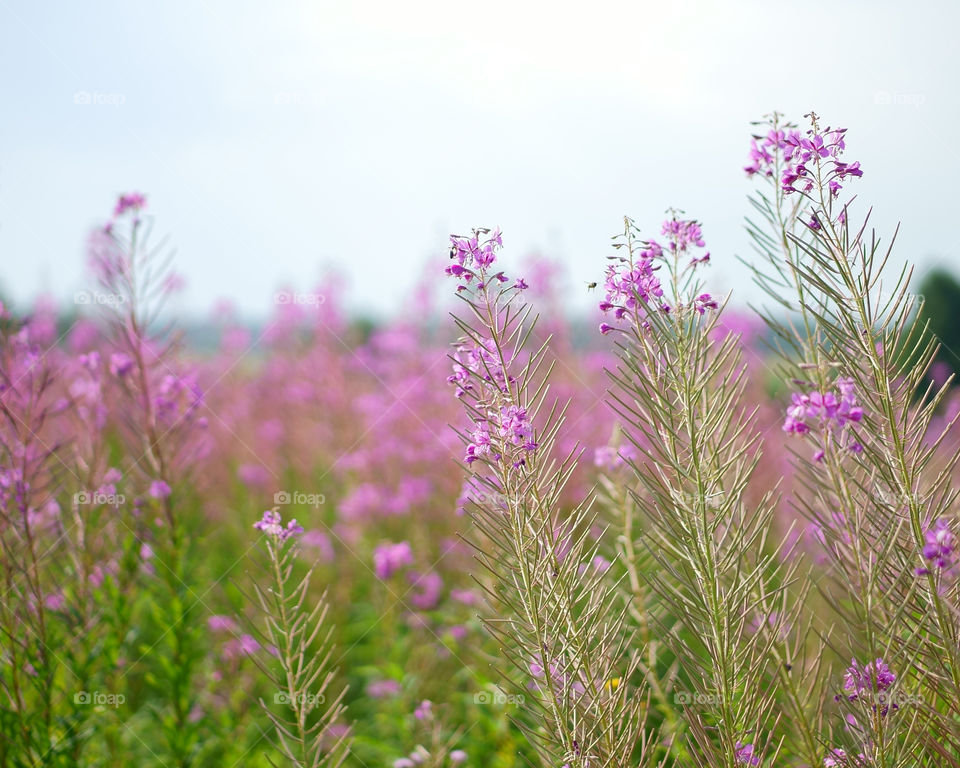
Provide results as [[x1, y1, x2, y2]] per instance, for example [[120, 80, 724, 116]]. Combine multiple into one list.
[[148, 480, 172, 500], [839, 658, 897, 715], [823, 748, 869, 767], [497, 405, 536, 452], [446, 228, 519, 288], [594, 443, 637, 471], [366, 679, 402, 698], [662, 217, 705, 251], [208, 614, 239, 633], [373, 540, 414, 579], [222, 633, 261, 659], [114, 192, 146, 217], [916, 518, 955, 575], [253, 509, 303, 541], [693, 293, 718, 315], [744, 126, 800, 178], [735, 741, 760, 766], [108, 352, 133, 377], [598, 215, 710, 332], [408, 570, 443, 610], [464, 420, 496, 464], [600, 256, 665, 327], [413, 699, 432, 720], [783, 377, 864, 459]]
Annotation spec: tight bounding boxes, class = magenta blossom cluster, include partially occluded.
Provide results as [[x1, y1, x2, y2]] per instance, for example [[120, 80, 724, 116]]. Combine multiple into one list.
[[114, 192, 146, 217], [598, 216, 714, 334], [783, 377, 864, 459], [445, 228, 527, 294], [253, 509, 303, 541], [599, 243, 667, 333], [839, 657, 897, 715], [103, 191, 147, 233], [735, 741, 760, 766], [916, 518, 955, 576], [373, 540, 414, 579], [745, 121, 862, 198], [662, 217, 707, 257], [745, 127, 800, 178], [464, 405, 537, 466], [824, 749, 868, 767]]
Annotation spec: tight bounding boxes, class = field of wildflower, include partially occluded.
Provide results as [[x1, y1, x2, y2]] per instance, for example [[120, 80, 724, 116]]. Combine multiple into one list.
[[3, 112, 960, 768]]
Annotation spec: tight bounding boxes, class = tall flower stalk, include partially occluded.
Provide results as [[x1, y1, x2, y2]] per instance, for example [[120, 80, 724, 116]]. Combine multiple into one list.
[[244, 509, 350, 768], [746, 112, 960, 764], [599, 213, 798, 767], [89, 194, 210, 766], [446, 229, 656, 767], [0, 315, 68, 766]]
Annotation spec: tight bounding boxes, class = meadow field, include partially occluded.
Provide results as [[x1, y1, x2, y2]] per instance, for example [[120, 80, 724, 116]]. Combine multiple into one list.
[[2, 113, 960, 768]]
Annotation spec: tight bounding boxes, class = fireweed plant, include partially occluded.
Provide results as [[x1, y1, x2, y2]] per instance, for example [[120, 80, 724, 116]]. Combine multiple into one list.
[[241, 509, 350, 768], [445, 230, 658, 768], [89, 196, 215, 766], [745, 112, 960, 765], [597, 214, 799, 767]]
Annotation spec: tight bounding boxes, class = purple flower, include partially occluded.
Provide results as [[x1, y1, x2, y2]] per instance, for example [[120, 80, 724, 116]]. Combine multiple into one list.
[[783, 377, 864, 457], [735, 741, 760, 766], [253, 510, 304, 541], [109, 352, 134, 378], [445, 229, 506, 287], [365, 679, 402, 698], [148, 480, 171, 500], [840, 657, 897, 715], [114, 192, 146, 217], [746, 118, 862, 201], [407, 570, 443, 610], [916, 518, 955, 575], [413, 699, 432, 720], [373, 540, 414, 579], [44, 592, 67, 612], [693, 293, 718, 315], [824, 748, 868, 766], [208, 614, 238, 633], [464, 421, 494, 464], [450, 749, 467, 764], [498, 405, 537, 452]]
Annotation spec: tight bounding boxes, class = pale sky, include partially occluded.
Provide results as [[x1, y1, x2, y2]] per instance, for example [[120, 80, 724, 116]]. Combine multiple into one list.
[[1, 0, 957, 320]]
